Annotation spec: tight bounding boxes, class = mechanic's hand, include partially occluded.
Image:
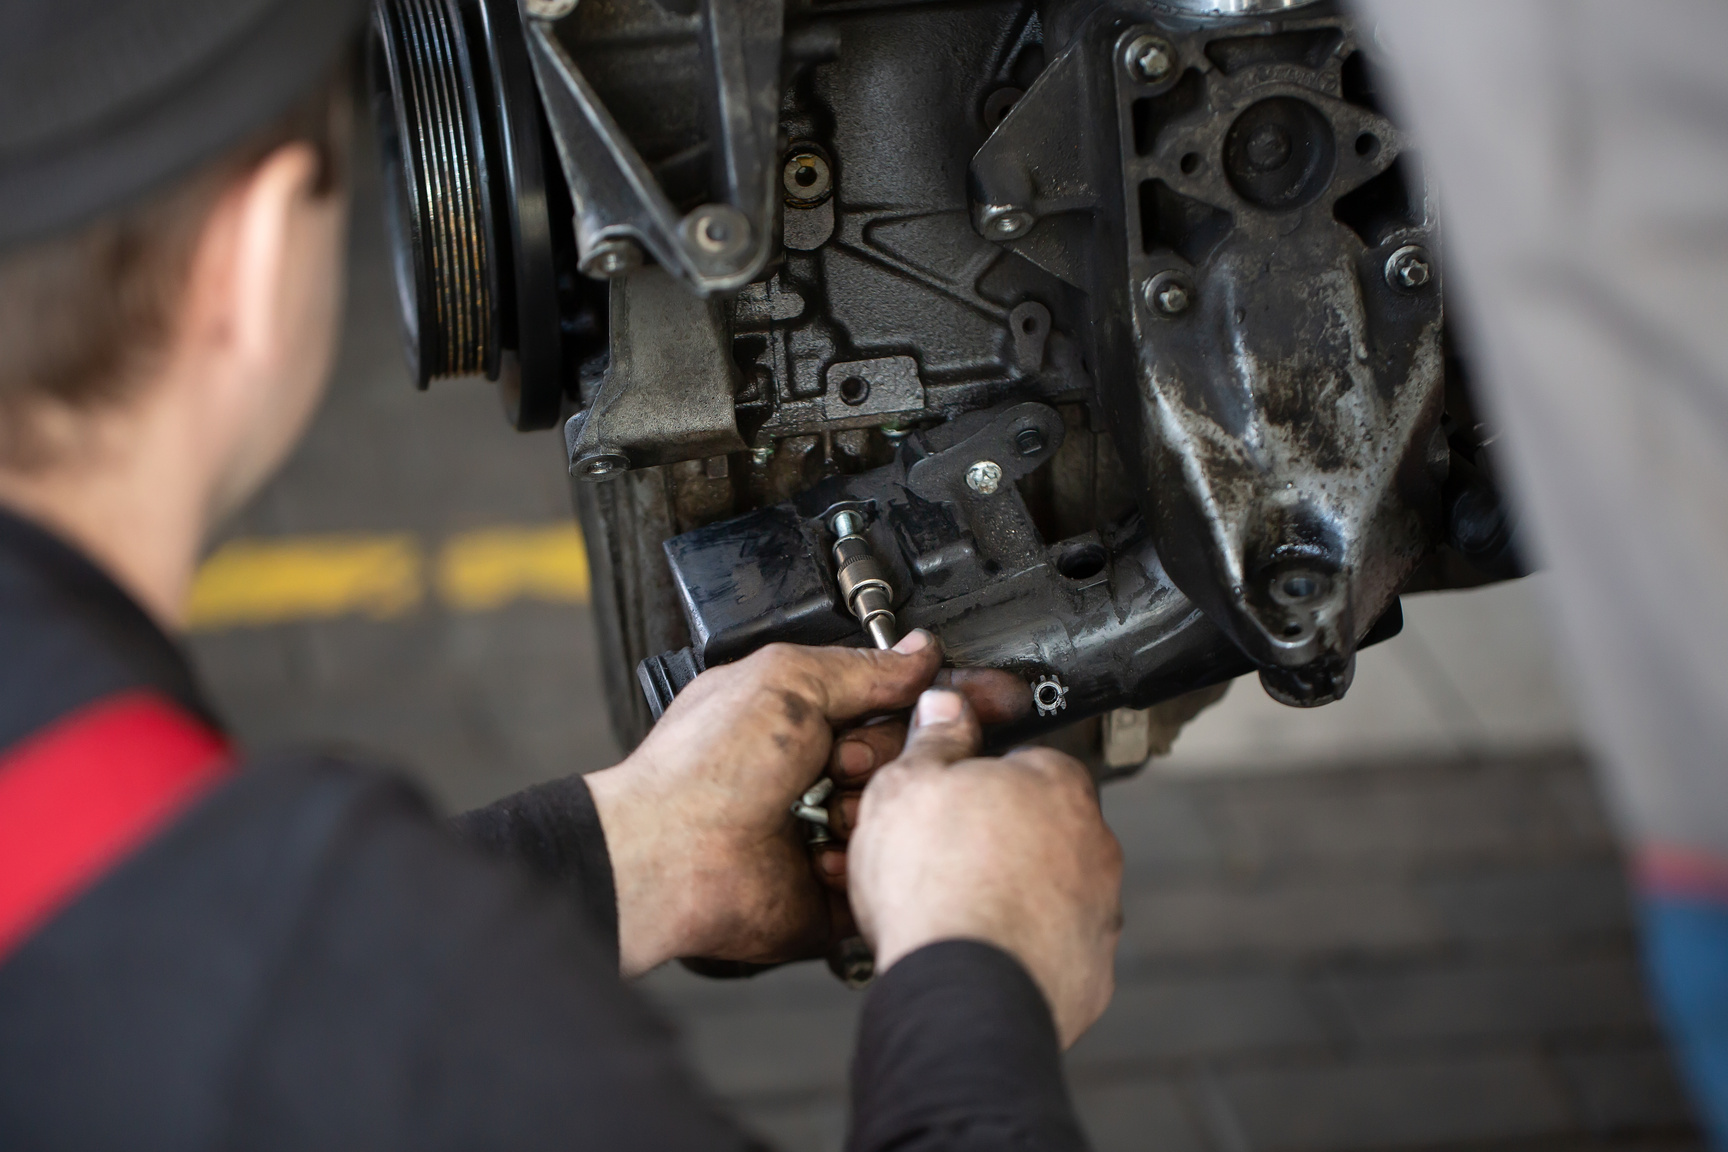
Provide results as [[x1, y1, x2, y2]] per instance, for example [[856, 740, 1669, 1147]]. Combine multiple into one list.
[[584, 631, 1028, 976], [847, 689, 1123, 1048]]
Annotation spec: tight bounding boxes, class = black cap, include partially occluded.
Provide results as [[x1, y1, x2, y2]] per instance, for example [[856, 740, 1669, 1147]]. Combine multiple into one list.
[[0, 0, 368, 252]]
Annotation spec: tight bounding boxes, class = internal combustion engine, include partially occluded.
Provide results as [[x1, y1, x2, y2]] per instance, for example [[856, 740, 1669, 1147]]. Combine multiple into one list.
[[369, 0, 1521, 762]]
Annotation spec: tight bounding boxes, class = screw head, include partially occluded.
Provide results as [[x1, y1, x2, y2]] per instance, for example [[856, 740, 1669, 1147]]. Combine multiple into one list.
[[965, 460, 1004, 496], [681, 205, 752, 265], [1015, 427, 1046, 456], [580, 237, 643, 280], [575, 452, 629, 479], [1385, 244, 1433, 291], [1144, 271, 1194, 317], [1125, 34, 1176, 83], [830, 510, 865, 538], [985, 208, 1034, 240]]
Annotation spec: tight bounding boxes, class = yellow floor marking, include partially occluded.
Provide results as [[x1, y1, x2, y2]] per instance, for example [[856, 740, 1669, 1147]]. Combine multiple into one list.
[[436, 524, 591, 611], [187, 534, 424, 629], [185, 524, 592, 631]]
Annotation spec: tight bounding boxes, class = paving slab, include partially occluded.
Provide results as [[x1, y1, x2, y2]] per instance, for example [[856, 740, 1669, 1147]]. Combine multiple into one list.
[[1207, 1053, 1575, 1152], [1072, 1080, 1210, 1152], [1067, 973, 1329, 1070], [1324, 954, 1656, 1046]]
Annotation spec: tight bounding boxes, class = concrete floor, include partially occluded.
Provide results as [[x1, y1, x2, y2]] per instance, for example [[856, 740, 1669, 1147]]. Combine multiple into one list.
[[184, 147, 1699, 1150]]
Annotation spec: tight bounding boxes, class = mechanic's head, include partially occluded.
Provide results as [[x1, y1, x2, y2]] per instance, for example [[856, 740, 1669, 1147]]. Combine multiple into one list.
[[0, 0, 365, 621]]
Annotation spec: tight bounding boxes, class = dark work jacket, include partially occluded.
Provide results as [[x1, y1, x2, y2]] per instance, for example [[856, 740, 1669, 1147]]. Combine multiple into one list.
[[0, 509, 1087, 1151]]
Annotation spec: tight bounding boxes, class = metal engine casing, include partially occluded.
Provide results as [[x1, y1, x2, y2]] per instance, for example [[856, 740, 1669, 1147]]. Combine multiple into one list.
[[370, 0, 1514, 750]]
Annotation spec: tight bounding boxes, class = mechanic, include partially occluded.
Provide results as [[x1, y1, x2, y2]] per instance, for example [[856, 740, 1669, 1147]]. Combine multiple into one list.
[[1357, 0, 1728, 1140], [0, 3, 1121, 1148]]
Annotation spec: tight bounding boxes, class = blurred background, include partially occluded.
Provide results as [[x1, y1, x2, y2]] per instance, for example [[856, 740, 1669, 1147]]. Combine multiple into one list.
[[183, 133, 1699, 1151]]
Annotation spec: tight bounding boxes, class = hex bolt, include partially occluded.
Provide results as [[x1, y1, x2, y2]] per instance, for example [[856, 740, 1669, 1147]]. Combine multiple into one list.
[[1385, 244, 1433, 291], [1015, 427, 1046, 456], [1124, 34, 1176, 83], [750, 444, 775, 466], [1144, 272, 1193, 317], [965, 460, 1004, 495], [579, 237, 643, 280], [985, 209, 1034, 240]]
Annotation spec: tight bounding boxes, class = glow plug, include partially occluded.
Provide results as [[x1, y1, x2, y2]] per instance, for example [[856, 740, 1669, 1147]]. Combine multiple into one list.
[[829, 509, 897, 650]]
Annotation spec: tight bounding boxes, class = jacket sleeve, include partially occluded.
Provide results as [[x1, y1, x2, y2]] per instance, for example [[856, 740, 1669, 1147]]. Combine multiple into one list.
[[451, 773, 619, 958], [848, 940, 1090, 1152], [454, 777, 1089, 1150]]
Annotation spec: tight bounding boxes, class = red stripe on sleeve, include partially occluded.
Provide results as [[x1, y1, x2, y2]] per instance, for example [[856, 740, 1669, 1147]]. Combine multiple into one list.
[[0, 691, 231, 963]]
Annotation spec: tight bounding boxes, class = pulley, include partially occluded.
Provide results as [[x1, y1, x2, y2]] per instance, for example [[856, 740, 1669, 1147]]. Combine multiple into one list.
[[368, 0, 572, 429]]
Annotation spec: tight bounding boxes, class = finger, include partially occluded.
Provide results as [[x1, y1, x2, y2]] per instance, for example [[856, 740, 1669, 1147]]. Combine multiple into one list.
[[895, 688, 983, 768], [830, 719, 908, 784], [829, 790, 863, 839], [814, 846, 847, 890], [934, 667, 1035, 724], [776, 630, 944, 723], [1004, 744, 1095, 787]]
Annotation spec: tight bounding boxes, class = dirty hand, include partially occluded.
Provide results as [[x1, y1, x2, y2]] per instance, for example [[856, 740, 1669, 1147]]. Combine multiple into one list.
[[847, 689, 1124, 1048], [584, 631, 1028, 976]]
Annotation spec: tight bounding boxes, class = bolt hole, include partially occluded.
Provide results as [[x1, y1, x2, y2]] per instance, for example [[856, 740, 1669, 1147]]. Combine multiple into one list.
[[1354, 132, 1379, 157], [1281, 573, 1320, 601], [1180, 151, 1201, 174], [1282, 620, 1306, 637], [838, 376, 870, 406], [1036, 683, 1062, 706], [1056, 542, 1107, 582], [795, 166, 817, 186], [981, 558, 1001, 575], [1021, 315, 1038, 334]]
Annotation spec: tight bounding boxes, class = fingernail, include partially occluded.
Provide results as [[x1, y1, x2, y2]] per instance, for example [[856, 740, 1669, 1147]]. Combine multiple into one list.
[[893, 629, 932, 655], [914, 688, 962, 727]]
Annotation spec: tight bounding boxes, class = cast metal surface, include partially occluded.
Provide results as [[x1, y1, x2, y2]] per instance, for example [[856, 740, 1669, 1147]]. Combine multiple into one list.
[[372, 0, 1522, 751]]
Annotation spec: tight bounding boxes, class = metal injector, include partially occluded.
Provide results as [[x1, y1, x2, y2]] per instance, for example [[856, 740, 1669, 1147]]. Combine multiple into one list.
[[788, 510, 898, 850], [829, 509, 897, 650]]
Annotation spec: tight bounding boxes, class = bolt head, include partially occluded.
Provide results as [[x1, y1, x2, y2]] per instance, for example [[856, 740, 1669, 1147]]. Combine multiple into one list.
[[1385, 244, 1433, 291], [965, 460, 1004, 496], [985, 209, 1034, 240], [1125, 35, 1176, 83], [1145, 272, 1194, 316], [681, 205, 752, 265], [1015, 427, 1046, 456], [580, 238, 642, 280], [576, 452, 629, 479]]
